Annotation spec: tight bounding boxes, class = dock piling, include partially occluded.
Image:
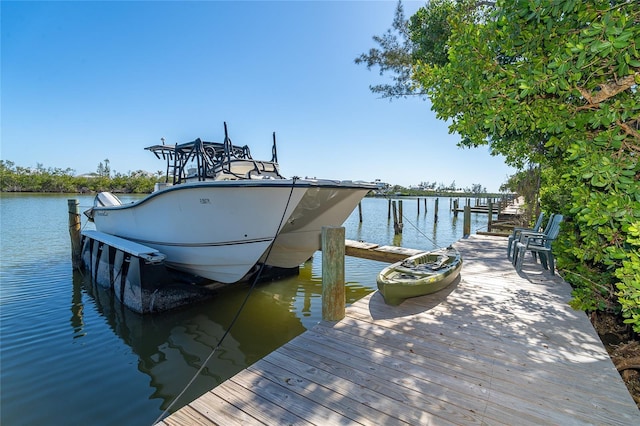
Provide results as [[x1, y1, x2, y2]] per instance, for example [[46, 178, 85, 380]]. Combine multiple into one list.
[[463, 205, 471, 237], [487, 199, 493, 232], [434, 198, 439, 223], [321, 226, 345, 321], [391, 201, 403, 234], [68, 199, 82, 270]]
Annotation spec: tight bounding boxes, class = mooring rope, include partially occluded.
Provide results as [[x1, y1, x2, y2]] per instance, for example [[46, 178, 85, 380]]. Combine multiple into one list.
[[152, 177, 299, 425], [383, 194, 439, 250], [385, 195, 489, 248], [399, 211, 439, 250]]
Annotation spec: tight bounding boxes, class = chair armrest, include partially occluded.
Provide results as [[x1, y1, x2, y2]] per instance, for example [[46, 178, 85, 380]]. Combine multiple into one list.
[[524, 235, 555, 249], [517, 231, 546, 243], [511, 226, 535, 237]]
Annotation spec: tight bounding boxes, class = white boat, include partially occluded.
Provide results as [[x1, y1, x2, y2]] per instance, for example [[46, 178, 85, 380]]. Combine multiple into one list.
[[85, 123, 375, 283], [262, 183, 372, 268]]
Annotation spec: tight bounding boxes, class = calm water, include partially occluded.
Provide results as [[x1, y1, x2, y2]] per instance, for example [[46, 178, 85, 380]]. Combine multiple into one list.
[[0, 193, 489, 425]]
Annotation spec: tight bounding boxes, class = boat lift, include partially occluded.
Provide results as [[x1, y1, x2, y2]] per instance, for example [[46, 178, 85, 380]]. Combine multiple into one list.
[[80, 230, 218, 313]]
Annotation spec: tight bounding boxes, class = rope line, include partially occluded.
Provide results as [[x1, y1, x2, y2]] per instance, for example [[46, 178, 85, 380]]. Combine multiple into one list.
[[398, 211, 439, 250], [383, 194, 439, 250], [152, 177, 299, 425], [385, 195, 490, 248]]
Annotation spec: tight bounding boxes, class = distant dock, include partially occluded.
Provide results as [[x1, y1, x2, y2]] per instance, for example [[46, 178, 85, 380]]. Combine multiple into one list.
[[158, 234, 639, 425]]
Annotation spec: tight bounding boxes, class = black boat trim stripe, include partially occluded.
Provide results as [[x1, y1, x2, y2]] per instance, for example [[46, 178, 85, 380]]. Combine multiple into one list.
[[91, 180, 375, 212], [120, 236, 274, 248]]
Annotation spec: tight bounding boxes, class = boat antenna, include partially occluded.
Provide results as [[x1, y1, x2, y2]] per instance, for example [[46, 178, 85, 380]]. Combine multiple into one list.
[[271, 131, 278, 163], [223, 121, 231, 172]]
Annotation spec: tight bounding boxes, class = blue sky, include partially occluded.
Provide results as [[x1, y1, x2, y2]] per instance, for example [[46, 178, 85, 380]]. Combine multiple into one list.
[[2, 0, 515, 192]]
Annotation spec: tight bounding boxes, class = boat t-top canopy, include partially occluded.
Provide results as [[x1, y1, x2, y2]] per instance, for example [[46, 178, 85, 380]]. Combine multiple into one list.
[[145, 123, 281, 184]]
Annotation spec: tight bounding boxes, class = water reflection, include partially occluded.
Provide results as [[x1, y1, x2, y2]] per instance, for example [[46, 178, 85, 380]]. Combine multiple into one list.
[[69, 253, 377, 411], [70, 271, 86, 339], [71, 265, 310, 409]]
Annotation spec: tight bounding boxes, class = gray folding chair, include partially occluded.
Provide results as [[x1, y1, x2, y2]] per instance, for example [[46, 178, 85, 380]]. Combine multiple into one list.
[[507, 212, 546, 260], [513, 214, 564, 275]]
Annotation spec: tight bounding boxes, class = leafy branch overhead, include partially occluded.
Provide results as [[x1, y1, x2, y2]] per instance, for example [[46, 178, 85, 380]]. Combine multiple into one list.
[[354, 1, 420, 98], [357, 0, 640, 331]]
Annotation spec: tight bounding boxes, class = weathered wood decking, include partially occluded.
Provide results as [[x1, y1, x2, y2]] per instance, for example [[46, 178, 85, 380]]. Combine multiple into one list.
[[159, 234, 639, 425]]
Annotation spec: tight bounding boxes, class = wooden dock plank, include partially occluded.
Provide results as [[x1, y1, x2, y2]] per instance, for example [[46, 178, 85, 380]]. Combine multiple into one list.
[[161, 234, 639, 425], [344, 239, 424, 263], [283, 330, 512, 425], [208, 378, 312, 426], [229, 366, 358, 425], [157, 405, 215, 426], [256, 353, 414, 426], [289, 327, 571, 426], [271, 340, 467, 425], [337, 307, 632, 418]]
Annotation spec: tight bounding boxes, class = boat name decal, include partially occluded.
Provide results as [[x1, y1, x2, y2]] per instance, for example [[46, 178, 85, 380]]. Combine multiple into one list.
[[200, 198, 211, 204]]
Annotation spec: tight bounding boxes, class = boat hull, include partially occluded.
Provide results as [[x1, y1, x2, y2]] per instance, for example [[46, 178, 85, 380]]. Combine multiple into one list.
[[90, 181, 307, 283], [376, 247, 462, 305], [261, 181, 373, 268]]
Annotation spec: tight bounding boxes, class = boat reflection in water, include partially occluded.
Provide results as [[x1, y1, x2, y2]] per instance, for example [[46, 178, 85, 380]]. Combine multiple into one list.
[[71, 252, 374, 411]]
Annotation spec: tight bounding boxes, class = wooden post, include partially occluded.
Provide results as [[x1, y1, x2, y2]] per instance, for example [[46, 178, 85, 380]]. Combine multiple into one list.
[[487, 198, 493, 232], [392, 201, 402, 234], [463, 205, 471, 238], [392, 200, 397, 224], [358, 202, 363, 223], [322, 226, 345, 321], [387, 199, 391, 220], [68, 199, 82, 270], [434, 198, 439, 223], [453, 199, 459, 217], [398, 200, 403, 221], [417, 198, 420, 215], [424, 198, 427, 213]]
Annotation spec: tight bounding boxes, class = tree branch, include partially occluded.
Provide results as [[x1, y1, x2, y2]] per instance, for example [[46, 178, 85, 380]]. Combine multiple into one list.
[[618, 120, 640, 144], [615, 356, 640, 373], [578, 73, 638, 105]]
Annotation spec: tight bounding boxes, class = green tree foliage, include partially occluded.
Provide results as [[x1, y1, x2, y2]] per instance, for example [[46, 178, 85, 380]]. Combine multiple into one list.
[[0, 160, 161, 194], [96, 158, 111, 178], [359, 0, 640, 330], [354, 1, 421, 98]]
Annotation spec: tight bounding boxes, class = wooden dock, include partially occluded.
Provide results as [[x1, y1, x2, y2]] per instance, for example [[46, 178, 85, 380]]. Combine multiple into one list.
[[344, 239, 424, 263], [158, 234, 639, 425]]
